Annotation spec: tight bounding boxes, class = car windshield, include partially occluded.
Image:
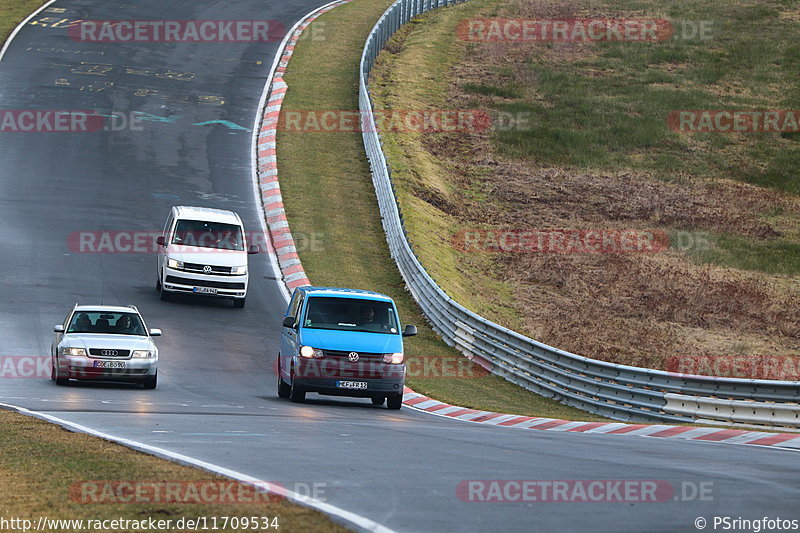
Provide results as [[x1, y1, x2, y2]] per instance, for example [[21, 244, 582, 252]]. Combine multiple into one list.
[[171, 219, 244, 251], [302, 297, 399, 334], [67, 312, 145, 335]]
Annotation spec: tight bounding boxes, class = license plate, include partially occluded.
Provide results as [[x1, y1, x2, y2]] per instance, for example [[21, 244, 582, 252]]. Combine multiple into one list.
[[194, 287, 218, 294], [336, 380, 367, 390], [92, 361, 126, 369]]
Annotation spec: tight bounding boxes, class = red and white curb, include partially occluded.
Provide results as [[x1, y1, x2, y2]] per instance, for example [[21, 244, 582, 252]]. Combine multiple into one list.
[[255, 0, 353, 290], [253, 0, 800, 452], [402, 388, 800, 450]]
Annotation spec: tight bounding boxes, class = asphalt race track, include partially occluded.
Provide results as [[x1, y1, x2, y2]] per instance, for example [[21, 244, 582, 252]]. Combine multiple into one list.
[[1, 1, 799, 532]]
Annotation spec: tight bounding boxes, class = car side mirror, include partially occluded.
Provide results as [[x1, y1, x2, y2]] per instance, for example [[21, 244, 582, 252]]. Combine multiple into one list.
[[402, 324, 417, 337], [149, 328, 162, 337], [156, 235, 166, 246], [54, 325, 64, 333], [248, 244, 260, 255], [282, 316, 296, 329]]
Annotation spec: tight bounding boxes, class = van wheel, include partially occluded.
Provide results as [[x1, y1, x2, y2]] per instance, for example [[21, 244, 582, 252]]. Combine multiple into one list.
[[156, 276, 161, 291], [142, 373, 157, 389], [277, 360, 290, 399], [386, 394, 402, 410], [371, 396, 385, 406], [233, 298, 245, 308], [289, 370, 305, 403]]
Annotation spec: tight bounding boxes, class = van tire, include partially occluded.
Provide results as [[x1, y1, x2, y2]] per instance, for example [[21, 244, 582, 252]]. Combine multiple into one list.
[[277, 360, 291, 399], [386, 394, 402, 410], [289, 369, 305, 403], [160, 289, 170, 302], [371, 396, 385, 406], [233, 298, 245, 308]]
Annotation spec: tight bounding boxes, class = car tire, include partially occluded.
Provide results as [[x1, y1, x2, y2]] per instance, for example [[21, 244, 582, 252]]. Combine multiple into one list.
[[386, 394, 402, 410], [289, 369, 305, 403], [277, 359, 290, 399], [142, 373, 157, 389], [54, 359, 68, 386], [233, 298, 245, 309], [371, 396, 385, 406]]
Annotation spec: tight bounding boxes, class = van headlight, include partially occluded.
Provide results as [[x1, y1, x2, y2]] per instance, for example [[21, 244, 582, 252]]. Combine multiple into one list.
[[299, 346, 324, 359], [132, 350, 155, 359], [231, 265, 247, 275], [383, 353, 404, 364], [167, 258, 184, 270], [62, 347, 87, 356]]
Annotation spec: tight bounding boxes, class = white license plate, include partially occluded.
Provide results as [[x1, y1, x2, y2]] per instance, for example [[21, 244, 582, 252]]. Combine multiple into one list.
[[336, 381, 368, 390], [194, 287, 218, 294], [93, 361, 126, 369]]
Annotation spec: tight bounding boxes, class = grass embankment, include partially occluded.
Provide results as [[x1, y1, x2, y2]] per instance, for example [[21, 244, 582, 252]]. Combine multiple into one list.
[[1, 0, 46, 43], [0, 411, 349, 531], [368, 0, 800, 371], [277, 0, 608, 421]]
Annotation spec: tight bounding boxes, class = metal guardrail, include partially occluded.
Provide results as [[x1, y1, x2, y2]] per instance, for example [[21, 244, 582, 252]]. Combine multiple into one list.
[[358, 0, 800, 427]]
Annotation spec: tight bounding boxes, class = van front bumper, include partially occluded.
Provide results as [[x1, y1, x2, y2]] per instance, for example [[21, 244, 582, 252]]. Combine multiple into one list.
[[293, 377, 405, 398]]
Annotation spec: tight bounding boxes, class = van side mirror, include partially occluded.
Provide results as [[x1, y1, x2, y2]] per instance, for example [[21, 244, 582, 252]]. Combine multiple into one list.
[[54, 325, 64, 333], [248, 244, 260, 255], [156, 235, 166, 246], [282, 316, 296, 329], [402, 324, 417, 337]]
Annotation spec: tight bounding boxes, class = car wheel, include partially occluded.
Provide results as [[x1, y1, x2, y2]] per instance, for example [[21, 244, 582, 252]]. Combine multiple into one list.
[[233, 298, 245, 309], [289, 367, 305, 403], [142, 373, 157, 389], [277, 358, 290, 399], [386, 394, 402, 410], [371, 396, 385, 406], [54, 358, 68, 386]]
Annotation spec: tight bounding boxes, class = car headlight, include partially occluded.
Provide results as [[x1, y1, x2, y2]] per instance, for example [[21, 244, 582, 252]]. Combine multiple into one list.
[[62, 347, 87, 356], [231, 265, 247, 275], [383, 352, 404, 364], [167, 258, 184, 270], [132, 350, 155, 359], [299, 346, 324, 359]]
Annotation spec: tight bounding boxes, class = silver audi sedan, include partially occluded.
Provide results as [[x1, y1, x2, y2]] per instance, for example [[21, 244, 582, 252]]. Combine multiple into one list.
[[51, 304, 161, 389]]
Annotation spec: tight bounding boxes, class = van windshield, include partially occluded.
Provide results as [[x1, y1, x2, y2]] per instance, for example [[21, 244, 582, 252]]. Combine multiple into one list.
[[303, 297, 399, 334], [172, 220, 244, 251]]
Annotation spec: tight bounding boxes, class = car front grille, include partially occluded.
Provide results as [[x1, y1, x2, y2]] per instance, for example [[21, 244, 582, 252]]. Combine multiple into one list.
[[322, 350, 384, 360], [88, 349, 131, 357], [165, 275, 245, 290], [183, 262, 233, 275]]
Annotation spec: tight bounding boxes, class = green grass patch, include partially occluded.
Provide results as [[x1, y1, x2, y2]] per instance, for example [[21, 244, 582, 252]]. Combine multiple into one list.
[[0, 0, 47, 44], [0, 411, 349, 532], [277, 0, 609, 422]]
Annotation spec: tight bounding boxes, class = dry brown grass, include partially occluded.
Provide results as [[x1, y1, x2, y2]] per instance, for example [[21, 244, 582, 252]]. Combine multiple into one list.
[[371, 0, 800, 374]]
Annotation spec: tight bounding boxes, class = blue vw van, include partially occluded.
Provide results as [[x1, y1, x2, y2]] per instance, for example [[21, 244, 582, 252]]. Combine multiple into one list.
[[277, 287, 417, 409]]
